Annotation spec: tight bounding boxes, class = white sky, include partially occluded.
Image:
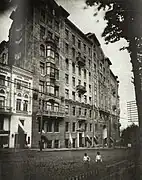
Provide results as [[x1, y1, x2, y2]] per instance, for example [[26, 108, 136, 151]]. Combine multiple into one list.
[[0, 0, 136, 129]]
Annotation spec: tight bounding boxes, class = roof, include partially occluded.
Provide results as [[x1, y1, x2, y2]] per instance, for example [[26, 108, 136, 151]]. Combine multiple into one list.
[[110, 69, 118, 81], [86, 33, 100, 46]]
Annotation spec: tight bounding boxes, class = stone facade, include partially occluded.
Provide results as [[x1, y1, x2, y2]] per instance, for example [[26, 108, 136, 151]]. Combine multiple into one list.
[[8, 0, 120, 148]]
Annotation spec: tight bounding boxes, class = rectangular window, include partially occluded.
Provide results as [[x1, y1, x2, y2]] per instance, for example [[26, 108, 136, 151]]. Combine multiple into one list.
[[54, 86, 59, 97], [72, 34, 75, 45], [55, 69, 59, 80], [54, 140, 59, 148], [84, 95, 87, 103], [39, 81, 44, 93], [65, 74, 69, 84], [88, 47, 91, 56], [40, 25, 45, 39], [65, 29, 69, 39], [65, 122, 69, 132], [65, 43, 69, 54], [84, 69, 86, 79], [84, 109, 87, 116], [90, 123, 92, 131], [78, 93, 81, 102], [54, 121, 59, 132], [78, 40, 81, 49], [65, 89, 69, 99], [72, 91, 75, 101], [0, 75, 5, 86], [89, 60, 91, 68], [89, 72, 91, 81], [16, 99, 21, 111], [65, 58, 69, 70], [47, 121, 52, 132], [89, 110, 92, 118], [72, 122, 76, 132], [89, 84, 91, 93], [72, 63, 75, 74], [72, 48, 75, 58], [23, 100, 28, 111], [0, 96, 5, 108], [94, 64, 96, 72], [73, 138, 76, 148], [16, 80, 21, 89], [65, 139, 69, 148], [65, 105, 69, 114], [72, 106, 75, 116], [40, 62, 45, 75], [78, 67, 81, 76], [79, 107, 81, 116], [84, 82, 86, 88], [72, 77, 75, 87], [89, 97, 92, 104], [78, 79, 81, 85]]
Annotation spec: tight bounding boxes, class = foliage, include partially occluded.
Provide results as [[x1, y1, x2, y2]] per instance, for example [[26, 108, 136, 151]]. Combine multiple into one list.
[[121, 124, 139, 146]]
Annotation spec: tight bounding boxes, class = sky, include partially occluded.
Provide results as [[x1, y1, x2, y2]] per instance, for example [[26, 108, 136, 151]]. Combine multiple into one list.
[[0, 0, 136, 129]]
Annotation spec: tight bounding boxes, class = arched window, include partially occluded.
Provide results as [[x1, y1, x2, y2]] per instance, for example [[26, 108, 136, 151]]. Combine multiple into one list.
[[0, 89, 5, 94], [17, 93, 21, 97], [40, 44, 45, 57], [24, 94, 28, 99]]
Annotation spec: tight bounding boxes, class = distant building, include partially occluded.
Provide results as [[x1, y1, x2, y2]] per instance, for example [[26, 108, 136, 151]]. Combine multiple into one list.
[[0, 41, 33, 148], [127, 101, 138, 123], [5, 0, 120, 148]]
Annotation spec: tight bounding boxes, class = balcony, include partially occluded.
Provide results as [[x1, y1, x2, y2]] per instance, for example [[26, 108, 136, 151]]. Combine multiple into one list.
[[0, 106, 12, 115], [76, 85, 86, 94], [77, 115, 87, 122], [76, 57, 86, 66], [43, 110, 65, 118]]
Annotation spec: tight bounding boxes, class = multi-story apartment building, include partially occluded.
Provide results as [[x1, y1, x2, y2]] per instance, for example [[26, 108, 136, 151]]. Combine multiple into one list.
[[0, 41, 33, 148], [8, 0, 120, 148]]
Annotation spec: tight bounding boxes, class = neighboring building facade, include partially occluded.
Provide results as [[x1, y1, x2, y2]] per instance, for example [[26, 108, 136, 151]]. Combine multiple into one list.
[[0, 41, 33, 148], [8, 0, 120, 148]]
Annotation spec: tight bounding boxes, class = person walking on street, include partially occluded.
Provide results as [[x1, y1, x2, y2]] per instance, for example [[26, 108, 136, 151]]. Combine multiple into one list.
[[95, 151, 102, 163]]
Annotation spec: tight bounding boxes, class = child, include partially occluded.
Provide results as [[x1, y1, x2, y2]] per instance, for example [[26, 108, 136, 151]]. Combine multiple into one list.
[[95, 152, 102, 163], [83, 153, 90, 162]]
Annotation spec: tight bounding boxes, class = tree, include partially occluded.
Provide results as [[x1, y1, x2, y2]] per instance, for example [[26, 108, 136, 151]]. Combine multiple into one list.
[[121, 124, 139, 147], [85, 0, 142, 178]]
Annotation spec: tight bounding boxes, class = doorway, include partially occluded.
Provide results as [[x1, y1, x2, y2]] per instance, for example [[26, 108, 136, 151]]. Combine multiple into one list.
[[79, 133, 82, 147]]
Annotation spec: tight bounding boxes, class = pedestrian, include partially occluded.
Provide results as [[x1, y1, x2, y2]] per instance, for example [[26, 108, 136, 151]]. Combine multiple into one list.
[[83, 153, 90, 162], [95, 151, 102, 163]]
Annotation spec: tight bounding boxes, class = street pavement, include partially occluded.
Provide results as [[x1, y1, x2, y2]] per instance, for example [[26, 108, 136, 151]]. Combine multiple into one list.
[[0, 148, 134, 180]]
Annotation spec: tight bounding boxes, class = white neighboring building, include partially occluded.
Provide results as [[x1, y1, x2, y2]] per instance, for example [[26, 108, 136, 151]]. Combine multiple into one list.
[[0, 62, 33, 148]]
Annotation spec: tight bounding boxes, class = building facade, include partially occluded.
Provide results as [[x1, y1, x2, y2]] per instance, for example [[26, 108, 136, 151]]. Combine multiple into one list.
[[0, 41, 33, 148], [8, 0, 120, 148]]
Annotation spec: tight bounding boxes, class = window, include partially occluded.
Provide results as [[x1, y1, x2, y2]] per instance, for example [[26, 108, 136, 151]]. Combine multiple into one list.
[[55, 21, 59, 32], [78, 40, 81, 49], [40, 25, 45, 39], [2, 53, 7, 64], [79, 108, 81, 116], [89, 72, 91, 81], [72, 91, 75, 101], [39, 81, 44, 93], [72, 122, 76, 132], [90, 123, 92, 131], [0, 75, 5, 86], [89, 110, 92, 118], [85, 123, 87, 131], [89, 85, 91, 93], [65, 89, 69, 99], [79, 122, 81, 128], [84, 69, 86, 79], [83, 44, 86, 51], [72, 106, 75, 116], [65, 139, 69, 148], [55, 54, 59, 66], [65, 43, 69, 54], [89, 60, 91, 68], [46, 121, 52, 132], [94, 64, 96, 72], [84, 95, 87, 103], [16, 80, 21, 89], [40, 62, 45, 75], [72, 77, 75, 87], [73, 138, 76, 148], [89, 97, 92, 104], [65, 74, 69, 84], [65, 58, 69, 70], [54, 121, 59, 132], [100, 63, 102, 70], [72, 34, 75, 45], [65, 122, 69, 132], [16, 99, 21, 111], [78, 80, 81, 85], [54, 86, 59, 97], [78, 66, 81, 76], [23, 100, 28, 111], [46, 46, 54, 58], [54, 103, 59, 112], [72, 48, 75, 58], [55, 36, 59, 46], [84, 82, 86, 88], [0, 96, 5, 108], [72, 62, 75, 73], [7, 77, 10, 86], [54, 140, 59, 148], [84, 109, 87, 116], [47, 31, 52, 39], [78, 93, 81, 102], [40, 44, 45, 56], [65, 105, 69, 114], [40, 9, 45, 22], [65, 29, 69, 40]]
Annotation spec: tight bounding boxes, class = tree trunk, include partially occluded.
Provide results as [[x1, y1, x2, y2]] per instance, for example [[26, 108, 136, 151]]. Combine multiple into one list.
[[130, 38, 142, 179]]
